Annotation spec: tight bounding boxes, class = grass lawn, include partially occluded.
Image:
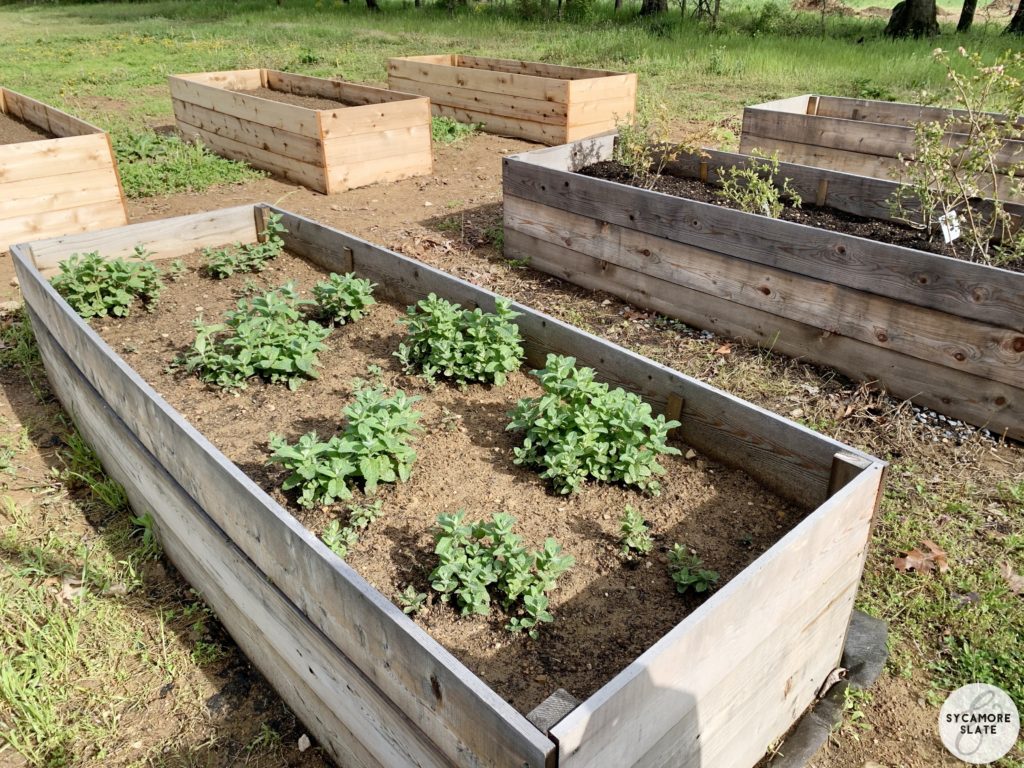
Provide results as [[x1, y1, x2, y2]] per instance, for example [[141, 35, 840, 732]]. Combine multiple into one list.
[[0, 1, 1022, 766]]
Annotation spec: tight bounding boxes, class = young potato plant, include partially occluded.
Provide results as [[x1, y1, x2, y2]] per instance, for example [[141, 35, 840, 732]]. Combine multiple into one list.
[[267, 387, 422, 508], [719, 150, 801, 219], [668, 544, 719, 595], [619, 505, 653, 560], [507, 354, 681, 495], [51, 245, 163, 319], [313, 273, 377, 325], [430, 512, 573, 638], [182, 282, 330, 391], [396, 294, 524, 386], [203, 212, 286, 278]]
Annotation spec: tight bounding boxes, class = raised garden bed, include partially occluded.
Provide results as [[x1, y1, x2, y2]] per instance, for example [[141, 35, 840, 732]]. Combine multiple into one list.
[[168, 69, 432, 194], [387, 55, 636, 145], [739, 94, 1024, 203], [0, 87, 127, 250], [13, 205, 885, 768], [502, 134, 1024, 440]]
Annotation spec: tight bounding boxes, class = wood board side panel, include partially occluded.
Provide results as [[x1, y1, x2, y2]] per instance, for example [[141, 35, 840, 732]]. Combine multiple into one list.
[[29, 314, 451, 768], [504, 195, 1023, 390], [318, 96, 432, 140], [386, 58, 570, 103], [502, 225, 1022, 441], [326, 144, 434, 192], [430, 102, 567, 144], [503, 156, 1024, 330], [1, 199, 126, 253], [26, 205, 258, 272], [455, 55, 625, 80], [272, 208, 871, 509], [2, 89, 101, 137], [550, 464, 883, 768], [265, 70, 419, 106], [175, 69, 263, 90], [505, 134, 615, 171], [168, 76, 321, 138], [0, 133, 117, 186], [13, 243, 554, 768], [387, 75, 569, 126]]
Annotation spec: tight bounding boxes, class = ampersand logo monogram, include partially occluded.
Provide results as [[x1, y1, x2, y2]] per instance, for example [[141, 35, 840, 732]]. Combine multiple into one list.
[[938, 683, 1020, 764]]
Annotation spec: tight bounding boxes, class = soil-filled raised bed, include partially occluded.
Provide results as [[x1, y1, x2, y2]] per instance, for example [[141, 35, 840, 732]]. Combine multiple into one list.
[[502, 134, 1024, 441], [387, 54, 636, 145], [0, 87, 127, 250], [169, 69, 432, 194], [739, 94, 1024, 203], [13, 205, 885, 768]]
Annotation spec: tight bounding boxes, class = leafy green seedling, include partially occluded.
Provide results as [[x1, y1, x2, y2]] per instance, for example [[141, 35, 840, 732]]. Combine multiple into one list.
[[668, 544, 719, 595], [51, 245, 164, 319], [313, 272, 376, 324], [321, 519, 359, 558], [619, 506, 653, 559], [203, 213, 286, 278], [508, 354, 681, 495], [397, 585, 428, 615], [719, 150, 801, 219]]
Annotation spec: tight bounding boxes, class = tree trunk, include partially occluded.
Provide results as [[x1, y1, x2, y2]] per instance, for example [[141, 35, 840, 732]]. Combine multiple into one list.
[[1007, 0, 1024, 32], [640, 0, 667, 13], [884, 0, 939, 37], [615, 0, 622, 10], [956, 0, 977, 30], [366, 0, 380, 9]]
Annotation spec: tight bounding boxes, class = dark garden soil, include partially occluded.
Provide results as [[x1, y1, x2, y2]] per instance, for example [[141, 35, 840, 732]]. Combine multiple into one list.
[[236, 86, 362, 110], [0, 109, 52, 144], [578, 160, 1024, 273], [90, 247, 807, 715]]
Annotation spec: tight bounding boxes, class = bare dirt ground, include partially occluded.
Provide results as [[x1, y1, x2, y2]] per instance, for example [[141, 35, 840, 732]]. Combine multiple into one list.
[[3, 129, 1021, 766]]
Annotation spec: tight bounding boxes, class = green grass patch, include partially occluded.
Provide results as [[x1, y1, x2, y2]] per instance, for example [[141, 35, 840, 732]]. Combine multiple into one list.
[[430, 115, 480, 144]]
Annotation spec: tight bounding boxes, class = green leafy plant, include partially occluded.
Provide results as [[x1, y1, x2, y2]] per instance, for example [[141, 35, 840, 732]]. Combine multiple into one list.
[[396, 294, 524, 386], [719, 150, 802, 218], [613, 93, 689, 190], [268, 387, 422, 508], [167, 259, 187, 281], [181, 282, 330, 391], [51, 246, 164, 319], [397, 585, 428, 615], [313, 272, 377, 324], [508, 354, 681, 495], [889, 48, 1024, 266], [203, 213, 286, 279], [431, 116, 480, 144], [619, 506, 653, 559], [321, 519, 360, 558], [429, 511, 573, 638], [668, 544, 719, 594]]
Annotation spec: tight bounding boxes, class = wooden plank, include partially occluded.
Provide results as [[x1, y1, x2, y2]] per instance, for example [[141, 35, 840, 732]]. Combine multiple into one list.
[[266, 70, 418, 107], [0, 168, 124, 220], [550, 464, 883, 768], [567, 73, 637, 104], [743, 94, 812, 115], [455, 55, 623, 80], [169, 75, 321, 138], [272, 207, 878, 508], [1, 198, 125, 252], [177, 68, 263, 91], [319, 96, 430, 140], [387, 57, 570, 104], [814, 94, 1023, 131], [503, 155, 1024, 331], [175, 116, 327, 193], [2, 89, 101, 138], [323, 123, 431, 165], [505, 133, 615, 171], [388, 75, 569, 126], [13, 234, 555, 768], [28, 312, 452, 768], [28, 205, 257, 272], [328, 148, 433, 192], [502, 226, 1022, 441], [504, 195, 1024, 389], [172, 99, 323, 165], [0, 133, 114, 185], [431, 102, 566, 145]]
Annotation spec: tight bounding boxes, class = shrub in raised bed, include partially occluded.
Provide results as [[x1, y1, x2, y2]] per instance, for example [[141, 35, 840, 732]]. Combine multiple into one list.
[[313, 272, 377, 325]]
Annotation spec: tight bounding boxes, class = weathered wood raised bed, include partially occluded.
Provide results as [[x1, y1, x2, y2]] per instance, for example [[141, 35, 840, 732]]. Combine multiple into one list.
[[0, 87, 127, 250], [13, 205, 885, 768], [739, 94, 1024, 203], [503, 135, 1024, 440], [169, 69, 433, 194], [387, 55, 636, 145]]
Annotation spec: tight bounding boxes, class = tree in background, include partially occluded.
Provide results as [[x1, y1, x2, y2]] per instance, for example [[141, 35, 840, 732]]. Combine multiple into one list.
[[957, 0, 977, 31], [1008, 0, 1024, 33]]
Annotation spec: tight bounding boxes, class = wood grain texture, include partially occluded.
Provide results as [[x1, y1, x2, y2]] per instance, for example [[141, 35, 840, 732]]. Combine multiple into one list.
[[28, 311, 451, 768], [1, 87, 99, 138], [550, 463, 883, 768], [13, 233, 554, 768], [272, 207, 878, 509]]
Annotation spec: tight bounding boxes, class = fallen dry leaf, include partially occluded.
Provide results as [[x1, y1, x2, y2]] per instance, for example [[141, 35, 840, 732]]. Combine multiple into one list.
[[1000, 562, 1024, 595], [715, 343, 733, 356], [894, 540, 949, 574], [58, 575, 84, 605]]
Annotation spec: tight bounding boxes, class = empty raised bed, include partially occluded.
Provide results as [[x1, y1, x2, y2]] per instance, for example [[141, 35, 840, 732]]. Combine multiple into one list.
[[13, 205, 884, 768], [503, 135, 1024, 440], [169, 69, 432, 194], [739, 94, 1024, 203], [0, 87, 126, 250], [387, 54, 636, 145]]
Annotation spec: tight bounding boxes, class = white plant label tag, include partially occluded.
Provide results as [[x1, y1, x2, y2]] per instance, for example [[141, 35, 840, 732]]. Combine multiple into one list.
[[939, 210, 961, 243]]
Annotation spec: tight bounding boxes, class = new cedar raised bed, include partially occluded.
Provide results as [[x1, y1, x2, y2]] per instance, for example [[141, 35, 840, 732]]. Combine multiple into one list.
[[0, 87, 127, 250], [502, 134, 1024, 440], [12, 205, 885, 768], [168, 69, 433, 194], [387, 55, 636, 145], [739, 94, 1024, 203]]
